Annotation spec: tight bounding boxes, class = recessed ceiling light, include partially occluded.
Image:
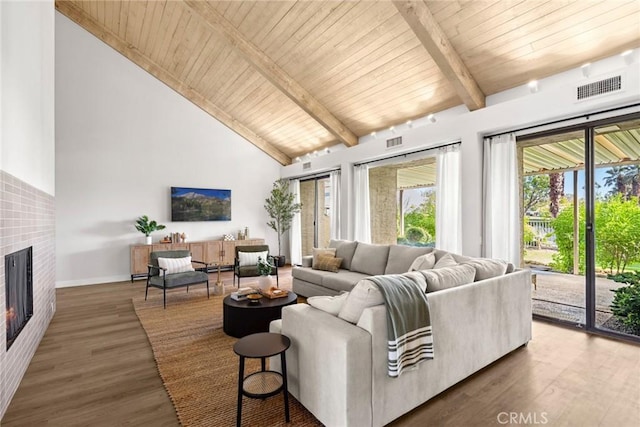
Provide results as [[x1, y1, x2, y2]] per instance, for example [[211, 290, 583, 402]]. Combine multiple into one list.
[[406, 120, 413, 127], [427, 114, 436, 123], [371, 131, 377, 137], [528, 80, 539, 93]]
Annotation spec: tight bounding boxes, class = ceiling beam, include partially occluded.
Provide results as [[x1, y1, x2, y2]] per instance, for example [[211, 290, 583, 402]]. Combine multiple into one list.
[[392, 0, 485, 111], [55, 1, 291, 166], [183, 0, 359, 148]]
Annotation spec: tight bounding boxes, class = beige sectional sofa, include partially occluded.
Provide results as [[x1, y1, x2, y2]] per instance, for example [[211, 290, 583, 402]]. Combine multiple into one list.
[[275, 240, 531, 426]]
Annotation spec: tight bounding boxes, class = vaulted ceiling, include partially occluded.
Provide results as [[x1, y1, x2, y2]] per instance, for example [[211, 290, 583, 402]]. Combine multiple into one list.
[[55, 0, 640, 165]]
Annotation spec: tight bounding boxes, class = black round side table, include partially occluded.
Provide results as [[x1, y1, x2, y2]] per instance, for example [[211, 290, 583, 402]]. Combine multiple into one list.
[[233, 332, 291, 427], [223, 292, 297, 338]]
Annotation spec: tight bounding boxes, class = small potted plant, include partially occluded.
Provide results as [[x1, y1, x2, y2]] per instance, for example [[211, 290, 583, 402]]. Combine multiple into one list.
[[135, 215, 166, 244], [264, 179, 302, 267], [257, 256, 275, 292]]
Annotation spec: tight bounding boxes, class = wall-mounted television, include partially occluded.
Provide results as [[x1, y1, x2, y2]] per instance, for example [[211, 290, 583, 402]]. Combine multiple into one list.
[[171, 187, 231, 221]]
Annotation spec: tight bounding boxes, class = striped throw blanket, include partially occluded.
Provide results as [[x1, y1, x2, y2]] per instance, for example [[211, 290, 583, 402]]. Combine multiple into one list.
[[368, 275, 434, 377]]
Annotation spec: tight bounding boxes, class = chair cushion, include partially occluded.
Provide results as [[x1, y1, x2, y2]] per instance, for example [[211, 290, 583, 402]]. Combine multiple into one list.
[[236, 265, 260, 277], [158, 256, 194, 274], [149, 271, 208, 288], [385, 245, 433, 274], [329, 240, 358, 270], [149, 250, 191, 276], [350, 242, 389, 276], [238, 251, 268, 267]]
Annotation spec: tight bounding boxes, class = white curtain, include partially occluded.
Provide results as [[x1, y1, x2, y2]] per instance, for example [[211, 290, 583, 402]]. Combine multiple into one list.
[[435, 144, 462, 253], [353, 164, 371, 243], [289, 179, 302, 266], [483, 133, 520, 266], [329, 170, 341, 240]]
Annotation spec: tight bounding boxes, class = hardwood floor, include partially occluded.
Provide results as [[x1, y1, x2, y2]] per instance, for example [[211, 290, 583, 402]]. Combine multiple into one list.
[[3, 269, 639, 426]]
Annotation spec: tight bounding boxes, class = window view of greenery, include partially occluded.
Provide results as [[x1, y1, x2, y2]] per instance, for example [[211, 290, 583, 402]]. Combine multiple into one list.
[[523, 119, 640, 337], [399, 188, 436, 247]]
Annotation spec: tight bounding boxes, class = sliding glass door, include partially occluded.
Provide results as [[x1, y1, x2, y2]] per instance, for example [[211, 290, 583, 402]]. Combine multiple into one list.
[[300, 176, 331, 256], [519, 113, 640, 341]]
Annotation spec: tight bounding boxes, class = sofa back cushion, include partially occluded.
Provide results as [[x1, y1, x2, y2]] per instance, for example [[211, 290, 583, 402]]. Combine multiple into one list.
[[420, 264, 476, 293], [329, 239, 358, 270], [350, 242, 390, 276], [385, 245, 433, 275], [465, 258, 508, 281], [409, 253, 436, 271]]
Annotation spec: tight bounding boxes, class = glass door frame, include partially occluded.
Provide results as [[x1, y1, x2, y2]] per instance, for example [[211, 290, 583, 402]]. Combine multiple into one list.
[[300, 174, 330, 251], [518, 111, 640, 343]]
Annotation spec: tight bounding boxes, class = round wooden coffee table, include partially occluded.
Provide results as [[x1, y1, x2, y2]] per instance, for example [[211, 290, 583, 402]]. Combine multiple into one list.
[[223, 292, 297, 338]]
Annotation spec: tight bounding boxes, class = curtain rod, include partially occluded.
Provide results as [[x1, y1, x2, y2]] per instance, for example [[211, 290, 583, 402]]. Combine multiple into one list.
[[484, 102, 640, 139], [286, 167, 340, 181], [354, 141, 460, 167]]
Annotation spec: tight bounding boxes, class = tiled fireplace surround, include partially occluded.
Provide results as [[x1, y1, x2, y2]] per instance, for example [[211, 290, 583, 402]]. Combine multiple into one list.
[[0, 170, 56, 417]]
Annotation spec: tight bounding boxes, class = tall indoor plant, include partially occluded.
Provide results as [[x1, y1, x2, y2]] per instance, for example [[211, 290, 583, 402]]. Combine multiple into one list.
[[135, 215, 166, 244], [264, 179, 302, 266]]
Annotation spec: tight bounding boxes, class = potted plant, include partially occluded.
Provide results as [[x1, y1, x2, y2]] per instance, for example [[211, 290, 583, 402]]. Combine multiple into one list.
[[257, 256, 275, 292], [264, 179, 302, 266], [135, 215, 166, 244]]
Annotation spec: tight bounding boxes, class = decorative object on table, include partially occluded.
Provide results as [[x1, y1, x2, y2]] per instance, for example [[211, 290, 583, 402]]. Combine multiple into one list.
[[135, 215, 166, 245], [237, 230, 245, 240], [180, 232, 187, 243], [223, 234, 235, 241], [257, 256, 275, 292], [261, 287, 289, 299], [244, 226, 249, 239], [171, 187, 231, 222], [264, 179, 302, 267], [246, 293, 263, 305], [231, 287, 256, 301]]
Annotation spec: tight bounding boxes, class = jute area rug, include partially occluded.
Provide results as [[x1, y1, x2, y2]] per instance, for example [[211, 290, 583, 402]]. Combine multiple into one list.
[[133, 284, 322, 427]]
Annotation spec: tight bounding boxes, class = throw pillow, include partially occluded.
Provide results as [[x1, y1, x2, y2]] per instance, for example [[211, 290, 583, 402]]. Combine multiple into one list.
[[409, 252, 436, 271], [420, 264, 476, 293], [433, 252, 458, 269], [465, 258, 508, 281], [307, 292, 349, 316], [238, 251, 268, 267], [312, 247, 336, 267], [157, 257, 195, 274], [338, 279, 384, 324], [312, 255, 343, 273]]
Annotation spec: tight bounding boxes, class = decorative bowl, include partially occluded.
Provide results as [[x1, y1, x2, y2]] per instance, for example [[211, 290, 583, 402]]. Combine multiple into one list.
[[247, 293, 263, 304]]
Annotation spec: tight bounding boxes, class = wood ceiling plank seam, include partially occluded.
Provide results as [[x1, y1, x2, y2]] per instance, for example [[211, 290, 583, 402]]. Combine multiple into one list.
[[393, 0, 486, 110], [268, 1, 357, 63], [257, 108, 327, 135], [208, 64, 257, 104], [298, 12, 417, 89], [109, 0, 121, 32], [156, 4, 187, 70], [253, 1, 315, 52], [235, 91, 305, 125], [453, 0, 562, 53], [148, 0, 176, 61], [175, 24, 213, 81], [167, 13, 201, 76], [223, 0, 256, 28], [137, 0, 159, 54], [95, 0, 105, 26], [595, 135, 631, 160], [215, 71, 277, 114], [117, 0, 130, 39], [427, 0, 462, 22], [190, 41, 237, 90], [55, 0, 291, 165], [182, 35, 222, 86], [275, 0, 377, 73], [141, 0, 166, 56], [437, 0, 505, 38], [240, 1, 298, 48], [197, 48, 250, 97], [102, 1, 114, 30], [158, 6, 191, 71], [184, 0, 359, 147], [125, 1, 148, 48], [89, 0, 98, 21]]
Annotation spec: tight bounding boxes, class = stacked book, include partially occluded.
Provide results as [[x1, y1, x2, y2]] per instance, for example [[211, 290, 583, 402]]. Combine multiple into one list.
[[230, 287, 257, 301]]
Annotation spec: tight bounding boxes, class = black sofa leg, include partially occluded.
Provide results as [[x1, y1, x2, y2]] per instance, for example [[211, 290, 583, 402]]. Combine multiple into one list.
[[163, 288, 166, 309], [206, 280, 210, 299]]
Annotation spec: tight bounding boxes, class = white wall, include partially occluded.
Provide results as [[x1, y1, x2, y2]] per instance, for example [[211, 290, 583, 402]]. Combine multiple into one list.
[[1, 0, 55, 193], [55, 13, 281, 286], [282, 51, 640, 257]]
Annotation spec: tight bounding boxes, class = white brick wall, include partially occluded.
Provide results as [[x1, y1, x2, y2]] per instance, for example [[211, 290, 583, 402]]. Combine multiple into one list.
[[0, 171, 56, 418]]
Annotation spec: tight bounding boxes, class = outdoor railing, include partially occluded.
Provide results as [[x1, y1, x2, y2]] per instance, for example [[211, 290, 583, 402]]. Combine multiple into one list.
[[525, 217, 557, 249]]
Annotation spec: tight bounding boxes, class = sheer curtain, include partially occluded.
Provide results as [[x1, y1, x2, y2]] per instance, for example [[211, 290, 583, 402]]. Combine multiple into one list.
[[353, 164, 371, 243], [435, 144, 462, 253], [483, 133, 520, 266], [289, 179, 302, 266], [329, 170, 341, 240]]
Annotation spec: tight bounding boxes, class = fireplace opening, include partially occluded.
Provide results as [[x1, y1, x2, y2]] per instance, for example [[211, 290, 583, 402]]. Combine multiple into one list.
[[5, 246, 33, 351]]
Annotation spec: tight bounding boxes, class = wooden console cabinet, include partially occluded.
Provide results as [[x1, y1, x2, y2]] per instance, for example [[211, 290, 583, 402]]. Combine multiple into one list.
[[130, 238, 265, 281]]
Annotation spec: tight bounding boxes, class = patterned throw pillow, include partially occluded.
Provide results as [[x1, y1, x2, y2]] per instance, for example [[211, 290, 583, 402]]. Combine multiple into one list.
[[157, 257, 194, 274], [312, 247, 337, 267], [312, 255, 343, 273], [238, 251, 268, 267]]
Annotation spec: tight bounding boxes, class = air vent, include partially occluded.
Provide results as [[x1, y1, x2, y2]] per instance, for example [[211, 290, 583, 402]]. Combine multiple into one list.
[[302, 162, 311, 170], [577, 75, 622, 100], [386, 136, 402, 148]]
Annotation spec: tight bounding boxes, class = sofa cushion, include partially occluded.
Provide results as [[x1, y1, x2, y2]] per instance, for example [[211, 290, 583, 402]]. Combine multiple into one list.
[[465, 258, 508, 281], [149, 271, 208, 288], [157, 256, 194, 274], [329, 239, 358, 270], [433, 252, 458, 269], [409, 252, 436, 272], [420, 264, 476, 293], [385, 245, 433, 274], [292, 266, 335, 286], [313, 247, 336, 267], [350, 242, 390, 276], [402, 271, 428, 292], [433, 249, 471, 264], [307, 292, 349, 316], [338, 279, 383, 323], [313, 255, 343, 273], [322, 270, 370, 293]]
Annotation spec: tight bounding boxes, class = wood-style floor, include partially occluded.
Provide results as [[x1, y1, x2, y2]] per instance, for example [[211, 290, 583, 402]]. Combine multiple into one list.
[[2, 268, 639, 426]]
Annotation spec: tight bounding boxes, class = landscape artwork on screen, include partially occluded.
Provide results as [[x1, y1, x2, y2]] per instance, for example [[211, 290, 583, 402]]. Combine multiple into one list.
[[171, 187, 231, 221]]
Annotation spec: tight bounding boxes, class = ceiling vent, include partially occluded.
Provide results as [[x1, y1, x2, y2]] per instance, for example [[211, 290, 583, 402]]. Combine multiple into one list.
[[576, 75, 622, 101], [302, 162, 311, 170], [386, 136, 403, 149]]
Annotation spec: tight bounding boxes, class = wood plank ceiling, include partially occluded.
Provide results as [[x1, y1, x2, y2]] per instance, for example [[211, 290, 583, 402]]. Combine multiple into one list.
[[55, 0, 640, 165]]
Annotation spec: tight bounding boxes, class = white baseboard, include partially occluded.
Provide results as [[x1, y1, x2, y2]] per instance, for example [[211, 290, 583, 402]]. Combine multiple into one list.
[[56, 275, 131, 288]]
